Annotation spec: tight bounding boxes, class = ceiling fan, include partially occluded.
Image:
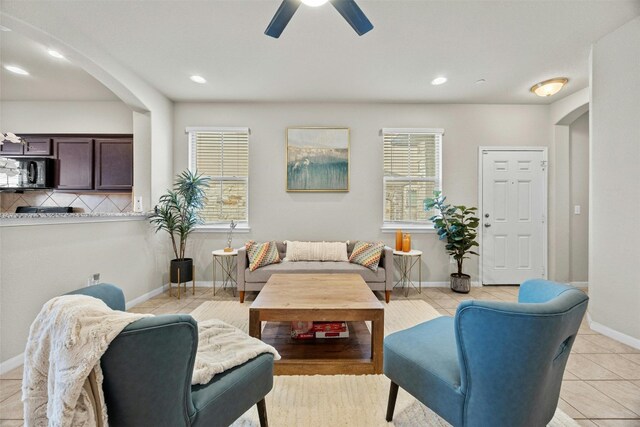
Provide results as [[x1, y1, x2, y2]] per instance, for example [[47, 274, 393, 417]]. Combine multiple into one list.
[[265, 0, 374, 39]]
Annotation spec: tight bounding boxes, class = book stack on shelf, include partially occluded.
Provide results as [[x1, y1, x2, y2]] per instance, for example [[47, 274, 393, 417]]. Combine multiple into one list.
[[290, 321, 349, 339]]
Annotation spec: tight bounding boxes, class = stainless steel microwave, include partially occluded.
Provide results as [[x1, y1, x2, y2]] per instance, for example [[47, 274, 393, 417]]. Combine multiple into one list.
[[0, 157, 54, 190]]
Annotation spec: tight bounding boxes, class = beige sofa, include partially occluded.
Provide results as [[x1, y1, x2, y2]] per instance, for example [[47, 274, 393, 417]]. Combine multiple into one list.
[[236, 241, 393, 303]]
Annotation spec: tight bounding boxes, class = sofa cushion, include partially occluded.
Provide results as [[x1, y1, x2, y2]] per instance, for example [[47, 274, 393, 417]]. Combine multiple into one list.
[[349, 241, 385, 271], [284, 241, 348, 262], [244, 261, 386, 283], [245, 241, 281, 272]]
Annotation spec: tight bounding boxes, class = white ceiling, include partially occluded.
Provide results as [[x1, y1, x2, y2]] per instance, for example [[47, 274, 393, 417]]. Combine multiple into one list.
[[0, 28, 119, 101], [1, 0, 639, 104]]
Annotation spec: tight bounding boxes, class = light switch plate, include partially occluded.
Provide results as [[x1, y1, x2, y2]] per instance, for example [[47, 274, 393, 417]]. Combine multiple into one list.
[[574, 205, 581, 215]]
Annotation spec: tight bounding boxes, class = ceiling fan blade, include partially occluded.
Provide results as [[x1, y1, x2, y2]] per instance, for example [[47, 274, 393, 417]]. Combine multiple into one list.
[[265, 0, 301, 38], [330, 0, 373, 36]]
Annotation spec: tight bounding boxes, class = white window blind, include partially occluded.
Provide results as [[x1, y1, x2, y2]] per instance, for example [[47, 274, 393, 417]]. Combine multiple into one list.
[[188, 128, 249, 224], [382, 128, 443, 227]]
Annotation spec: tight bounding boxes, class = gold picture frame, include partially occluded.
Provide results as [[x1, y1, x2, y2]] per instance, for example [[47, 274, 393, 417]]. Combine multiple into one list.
[[285, 127, 350, 192]]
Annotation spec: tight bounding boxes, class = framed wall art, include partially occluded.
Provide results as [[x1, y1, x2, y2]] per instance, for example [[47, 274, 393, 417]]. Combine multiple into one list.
[[286, 127, 350, 192]]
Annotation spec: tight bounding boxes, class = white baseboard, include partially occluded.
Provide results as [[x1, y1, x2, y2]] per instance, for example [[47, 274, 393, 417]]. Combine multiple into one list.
[[0, 353, 23, 376], [587, 313, 640, 350], [418, 281, 482, 288], [570, 281, 589, 288], [125, 284, 170, 310]]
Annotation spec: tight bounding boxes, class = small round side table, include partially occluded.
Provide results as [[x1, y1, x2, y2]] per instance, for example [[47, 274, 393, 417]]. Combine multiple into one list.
[[212, 249, 238, 297], [393, 249, 422, 296]]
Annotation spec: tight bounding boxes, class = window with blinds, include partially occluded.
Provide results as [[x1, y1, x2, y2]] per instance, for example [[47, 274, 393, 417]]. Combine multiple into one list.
[[382, 128, 443, 227], [188, 128, 249, 225]]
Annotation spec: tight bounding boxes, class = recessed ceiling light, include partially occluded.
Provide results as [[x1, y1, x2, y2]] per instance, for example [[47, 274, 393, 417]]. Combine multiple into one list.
[[190, 75, 207, 84], [530, 78, 568, 97], [4, 65, 29, 75], [47, 49, 65, 59], [0, 25, 11, 32], [431, 77, 447, 86], [301, 0, 329, 6]]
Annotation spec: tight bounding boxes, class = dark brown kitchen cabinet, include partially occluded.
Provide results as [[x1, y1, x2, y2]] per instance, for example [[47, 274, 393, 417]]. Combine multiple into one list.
[[24, 137, 52, 155], [0, 136, 52, 155], [54, 138, 94, 190], [0, 140, 23, 155], [95, 138, 133, 190]]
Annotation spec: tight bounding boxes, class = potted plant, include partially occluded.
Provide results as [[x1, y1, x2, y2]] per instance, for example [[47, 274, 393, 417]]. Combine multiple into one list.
[[424, 191, 480, 293], [150, 170, 211, 285]]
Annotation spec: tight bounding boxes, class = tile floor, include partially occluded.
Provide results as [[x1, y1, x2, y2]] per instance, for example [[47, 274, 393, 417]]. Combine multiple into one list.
[[1, 285, 639, 426]]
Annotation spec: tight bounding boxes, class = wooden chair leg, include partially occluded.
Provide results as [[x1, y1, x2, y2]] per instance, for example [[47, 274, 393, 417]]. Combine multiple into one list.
[[239, 291, 245, 303], [386, 381, 399, 422], [385, 290, 391, 304], [257, 398, 268, 427]]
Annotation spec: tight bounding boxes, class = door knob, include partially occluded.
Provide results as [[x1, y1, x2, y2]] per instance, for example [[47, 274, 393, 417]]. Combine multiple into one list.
[[484, 223, 491, 228], [485, 213, 490, 218]]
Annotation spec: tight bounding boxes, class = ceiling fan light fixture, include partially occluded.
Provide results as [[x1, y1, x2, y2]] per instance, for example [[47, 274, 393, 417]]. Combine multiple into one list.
[[431, 77, 447, 86], [301, 0, 329, 6], [530, 78, 568, 97]]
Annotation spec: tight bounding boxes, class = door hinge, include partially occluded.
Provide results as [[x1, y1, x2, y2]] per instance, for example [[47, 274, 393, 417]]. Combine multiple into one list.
[[542, 266, 546, 278], [541, 160, 548, 171], [542, 214, 546, 224]]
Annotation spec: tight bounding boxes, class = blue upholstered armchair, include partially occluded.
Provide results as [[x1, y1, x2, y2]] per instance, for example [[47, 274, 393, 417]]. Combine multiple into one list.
[[67, 284, 274, 427], [384, 279, 588, 427]]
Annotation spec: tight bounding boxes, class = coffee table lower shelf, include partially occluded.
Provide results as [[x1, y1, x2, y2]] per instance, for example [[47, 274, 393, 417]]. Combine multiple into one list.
[[261, 321, 375, 375]]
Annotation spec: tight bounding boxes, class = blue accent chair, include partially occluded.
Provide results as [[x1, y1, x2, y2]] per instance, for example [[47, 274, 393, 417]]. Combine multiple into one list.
[[66, 284, 274, 427], [383, 279, 588, 427]]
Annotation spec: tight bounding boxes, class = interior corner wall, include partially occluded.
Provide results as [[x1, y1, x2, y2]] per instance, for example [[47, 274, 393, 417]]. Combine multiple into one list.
[[569, 112, 589, 282], [590, 16, 640, 342], [173, 102, 551, 284]]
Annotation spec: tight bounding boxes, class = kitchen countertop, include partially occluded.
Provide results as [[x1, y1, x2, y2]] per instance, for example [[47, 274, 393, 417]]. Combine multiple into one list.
[[0, 211, 151, 226]]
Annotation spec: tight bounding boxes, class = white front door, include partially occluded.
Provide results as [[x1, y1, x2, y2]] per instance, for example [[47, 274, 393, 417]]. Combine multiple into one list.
[[481, 149, 547, 285]]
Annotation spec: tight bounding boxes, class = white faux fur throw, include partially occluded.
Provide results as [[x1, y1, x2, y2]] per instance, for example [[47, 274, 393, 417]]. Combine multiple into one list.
[[22, 295, 150, 427], [192, 319, 281, 385]]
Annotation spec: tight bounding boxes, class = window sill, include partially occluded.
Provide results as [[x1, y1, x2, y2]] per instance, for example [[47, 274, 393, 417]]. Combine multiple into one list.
[[193, 224, 251, 233], [381, 224, 436, 234]]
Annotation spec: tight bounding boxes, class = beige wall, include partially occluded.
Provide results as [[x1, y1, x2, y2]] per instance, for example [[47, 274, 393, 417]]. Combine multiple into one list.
[[0, 101, 133, 133], [173, 102, 551, 284], [569, 112, 589, 282], [0, 220, 170, 362], [590, 16, 640, 341]]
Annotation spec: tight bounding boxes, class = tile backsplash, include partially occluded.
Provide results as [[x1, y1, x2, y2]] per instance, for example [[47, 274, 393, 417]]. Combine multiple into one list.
[[0, 191, 133, 214]]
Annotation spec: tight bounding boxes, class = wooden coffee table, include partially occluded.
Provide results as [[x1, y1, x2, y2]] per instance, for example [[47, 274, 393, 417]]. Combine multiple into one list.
[[249, 273, 384, 375]]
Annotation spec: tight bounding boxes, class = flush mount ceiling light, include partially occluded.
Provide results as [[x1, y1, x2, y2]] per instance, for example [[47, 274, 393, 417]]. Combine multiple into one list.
[[431, 77, 447, 86], [47, 49, 65, 59], [190, 75, 207, 84], [301, 0, 328, 6], [4, 65, 29, 75], [530, 78, 568, 97]]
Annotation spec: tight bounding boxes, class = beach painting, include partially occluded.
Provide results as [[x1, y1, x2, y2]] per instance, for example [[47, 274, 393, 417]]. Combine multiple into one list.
[[286, 127, 349, 192]]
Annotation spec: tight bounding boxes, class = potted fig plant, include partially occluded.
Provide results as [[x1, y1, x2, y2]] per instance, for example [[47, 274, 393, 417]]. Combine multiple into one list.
[[424, 191, 480, 293], [150, 170, 211, 286]]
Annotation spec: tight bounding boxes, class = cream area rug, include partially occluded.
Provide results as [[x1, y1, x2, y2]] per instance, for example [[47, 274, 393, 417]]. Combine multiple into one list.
[[190, 300, 579, 427]]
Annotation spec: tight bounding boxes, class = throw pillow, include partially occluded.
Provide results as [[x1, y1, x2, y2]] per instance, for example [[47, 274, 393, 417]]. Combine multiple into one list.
[[245, 241, 281, 271], [349, 241, 385, 271], [284, 241, 349, 262]]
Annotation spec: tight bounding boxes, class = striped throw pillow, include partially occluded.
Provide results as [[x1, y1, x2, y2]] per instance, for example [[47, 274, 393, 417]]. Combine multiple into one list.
[[349, 241, 385, 271], [245, 241, 281, 272]]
